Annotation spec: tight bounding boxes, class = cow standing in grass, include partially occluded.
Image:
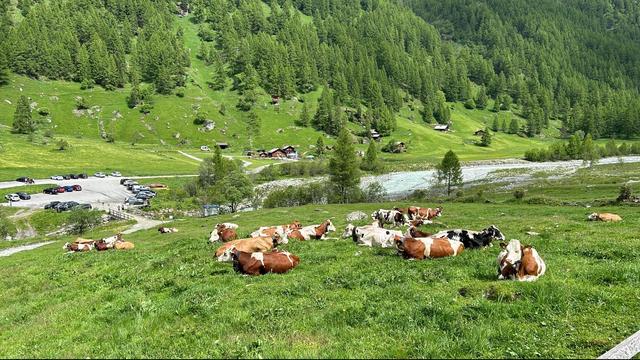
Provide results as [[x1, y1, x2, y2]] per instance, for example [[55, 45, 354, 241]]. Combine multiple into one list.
[[372, 209, 406, 228], [433, 225, 505, 249]]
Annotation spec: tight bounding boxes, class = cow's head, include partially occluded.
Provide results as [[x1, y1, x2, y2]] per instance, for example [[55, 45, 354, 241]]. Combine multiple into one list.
[[587, 213, 599, 221], [209, 229, 220, 243], [342, 224, 356, 238], [497, 240, 522, 280], [484, 225, 505, 246], [275, 227, 289, 245], [217, 245, 236, 262], [435, 207, 443, 217], [371, 210, 380, 221], [289, 220, 302, 230], [325, 219, 336, 233]]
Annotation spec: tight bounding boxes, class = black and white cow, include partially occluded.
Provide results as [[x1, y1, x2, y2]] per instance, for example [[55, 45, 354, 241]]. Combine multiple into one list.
[[371, 209, 407, 228], [432, 225, 505, 249]]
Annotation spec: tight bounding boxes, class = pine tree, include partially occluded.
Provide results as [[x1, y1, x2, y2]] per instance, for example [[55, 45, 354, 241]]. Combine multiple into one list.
[[12, 96, 35, 134], [329, 127, 361, 203], [76, 45, 91, 84], [360, 141, 381, 173], [581, 133, 599, 166], [297, 102, 310, 127], [508, 118, 519, 134], [492, 115, 499, 132], [500, 118, 507, 132], [480, 127, 492, 147], [210, 52, 226, 90], [316, 136, 325, 157], [476, 86, 488, 109], [435, 150, 463, 196]]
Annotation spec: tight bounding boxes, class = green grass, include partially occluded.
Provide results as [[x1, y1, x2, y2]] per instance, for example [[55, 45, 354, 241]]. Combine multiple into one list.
[[0, 202, 637, 358], [0, 128, 200, 180]]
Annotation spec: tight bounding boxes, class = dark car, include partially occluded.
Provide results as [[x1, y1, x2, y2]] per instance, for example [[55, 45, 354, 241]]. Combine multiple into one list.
[[135, 192, 153, 200], [16, 192, 31, 200], [120, 178, 130, 185], [63, 185, 74, 192], [16, 177, 35, 184], [56, 187, 66, 193], [44, 201, 61, 210], [62, 175, 71, 180], [43, 187, 59, 195], [78, 173, 88, 179], [56, 201, 79, 212], [68, 174, 79, 179], [72, 184, 82, 191]]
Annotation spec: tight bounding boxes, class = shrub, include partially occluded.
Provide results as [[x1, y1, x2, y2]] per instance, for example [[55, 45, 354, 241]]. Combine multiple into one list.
[[617, 184, 632, 202], [37, 107, 49, 116], [139, 103, 153, 114], [175, 87, 185, 98], [75, 97, 89, 110], [361, 181, 387, 202], [68, 209, 102, 234], [193, 111, 207, 125], [263, 182, 328, 208], [513, 189, 526, 200], [56, 139, 70, 151]]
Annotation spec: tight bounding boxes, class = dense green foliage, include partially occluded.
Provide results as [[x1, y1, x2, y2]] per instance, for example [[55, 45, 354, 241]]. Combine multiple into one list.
[[328, 127, 360, 203], [524, 134, 640, 162], [436, 150, 463, 195]]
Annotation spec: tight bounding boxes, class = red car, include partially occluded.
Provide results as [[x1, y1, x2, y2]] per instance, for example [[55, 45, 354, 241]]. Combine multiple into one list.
[[72, 185, 82, 191], [56, 187, 66, 193]]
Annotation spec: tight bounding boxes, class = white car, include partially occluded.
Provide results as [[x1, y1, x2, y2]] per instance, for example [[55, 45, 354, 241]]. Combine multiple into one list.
[[5, 194, 20, 202], [94, 172, 106, 178], [50, 175, 63, 180], [200, 145, 210, 152], [111, 171, 122, 177]]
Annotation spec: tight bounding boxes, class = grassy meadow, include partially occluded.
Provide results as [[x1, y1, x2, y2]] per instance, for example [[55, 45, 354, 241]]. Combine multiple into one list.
[[0, 202, 637, 358]]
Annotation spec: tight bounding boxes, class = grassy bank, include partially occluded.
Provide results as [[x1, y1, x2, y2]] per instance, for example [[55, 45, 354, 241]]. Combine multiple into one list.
[[0, 202, 637, 357]]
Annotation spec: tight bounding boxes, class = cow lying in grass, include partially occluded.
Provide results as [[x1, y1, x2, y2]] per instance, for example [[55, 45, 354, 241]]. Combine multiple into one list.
[[395, 236, 464, 260], [63, 238, 95, 252], [65, 234, 134, 252], [216, 235, 282, 262], [497, 239, 546, 281], [250, 221, 300, 243], [288, 220, 336, 241], [408, 226, 432, 238], [209, 223, 239, 243], [588, 213, 622, 222], [432, 225, 505, 249], [344, 223, 402, 248], [158, 227, 178, 234], [231, 249, 300, 276]]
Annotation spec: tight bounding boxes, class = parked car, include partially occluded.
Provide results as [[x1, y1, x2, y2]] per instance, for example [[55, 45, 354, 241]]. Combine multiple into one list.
[[63, 185, 74, 192], [56, 201, 79, 212], [94, 172, 106, 178], [44, 201, 61, 210], [4, 194, 20, 202], [124, 180, 137, 187], [136, 192, 153, 200], [56, 187, 66, 193], [72, 184, 82, 191], [74, 204, 92, 210], [200, 145, 210, 151], [43, 187, 59, 195], [111, 171, 122, 177], [50, 175, 63, 180], [62, 175, 71, 180], [78, 173, 88, 179], [16, 176, 33, 183], [120, 178, 130, 185], [16, 192, 31, 200], [125, 197, 146, 205], [126, 182, 140, 191], [130, 185, 143, 193], [69, 174, 79, 179], [137, 190, 157, 198]]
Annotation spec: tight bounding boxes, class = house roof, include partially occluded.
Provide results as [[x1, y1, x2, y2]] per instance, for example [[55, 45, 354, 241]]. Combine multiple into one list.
[[268, 148, 282, 154], [434, 124, 449, 130]]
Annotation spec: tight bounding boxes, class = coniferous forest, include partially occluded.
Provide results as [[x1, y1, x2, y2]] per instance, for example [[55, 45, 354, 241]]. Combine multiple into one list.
[[0, 0, 639, 139]]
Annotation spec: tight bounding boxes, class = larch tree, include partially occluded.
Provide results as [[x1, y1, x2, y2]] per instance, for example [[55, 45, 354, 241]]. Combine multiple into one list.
[[12, 95, 35, 134], [435, 150, 463, 196], [328, 127, 360, 203]]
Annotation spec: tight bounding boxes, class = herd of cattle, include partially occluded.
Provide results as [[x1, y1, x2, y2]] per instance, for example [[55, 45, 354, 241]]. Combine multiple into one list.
[[206, 205, 549, 281], [63, 205, 624, 280]]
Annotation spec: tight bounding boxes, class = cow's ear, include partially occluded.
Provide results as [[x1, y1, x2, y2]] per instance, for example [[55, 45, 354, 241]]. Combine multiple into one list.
[[499, 242, 507, 249]]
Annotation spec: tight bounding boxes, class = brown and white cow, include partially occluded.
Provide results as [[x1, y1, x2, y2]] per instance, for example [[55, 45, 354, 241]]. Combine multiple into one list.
[[588, 213, 622, 222], [216, 235, 281, 262], [405, 206, 442, 222], [408, 226, 432, 238], [158, 227, 179, 233], [114, 241, 135, 250], [209, 223, 239, 243], [395, 236, 464, 260], [249, 221, 300, 244], [63, 240, 95, 252], [231, 249, 300, 276], [497, 239, 546, 282], [288, 220, 336, 241]]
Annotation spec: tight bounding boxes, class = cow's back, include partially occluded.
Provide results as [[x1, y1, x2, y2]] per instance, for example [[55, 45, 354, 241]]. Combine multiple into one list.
[[399, 238, 426, 259]]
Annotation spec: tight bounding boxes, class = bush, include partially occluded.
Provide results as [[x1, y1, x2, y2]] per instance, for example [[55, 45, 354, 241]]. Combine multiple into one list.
[[193, 111, 207, 125], [37, 107, 49, 116], [56, 139, 70, 151], [139, 103, 153, 114], [617, 184, 632, 202], [263, 182, 328, 208], [175, 87, 185, 98], [75, 97, 89, 110], [361, 181, 387, 202], [68, 209, 102, 234], [513, 189, 526, 200]]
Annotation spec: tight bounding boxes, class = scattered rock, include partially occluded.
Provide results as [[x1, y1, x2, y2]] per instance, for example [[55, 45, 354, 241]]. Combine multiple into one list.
[[346, 211, 368, 222], [29, 101, 38, 110], [276, 128, 284, 133], [526, 231, 540, 236], [49, 96, 59, 101]]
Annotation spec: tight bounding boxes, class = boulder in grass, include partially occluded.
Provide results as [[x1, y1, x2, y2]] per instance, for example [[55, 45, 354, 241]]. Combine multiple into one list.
[[346, 211, 368, 222]]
